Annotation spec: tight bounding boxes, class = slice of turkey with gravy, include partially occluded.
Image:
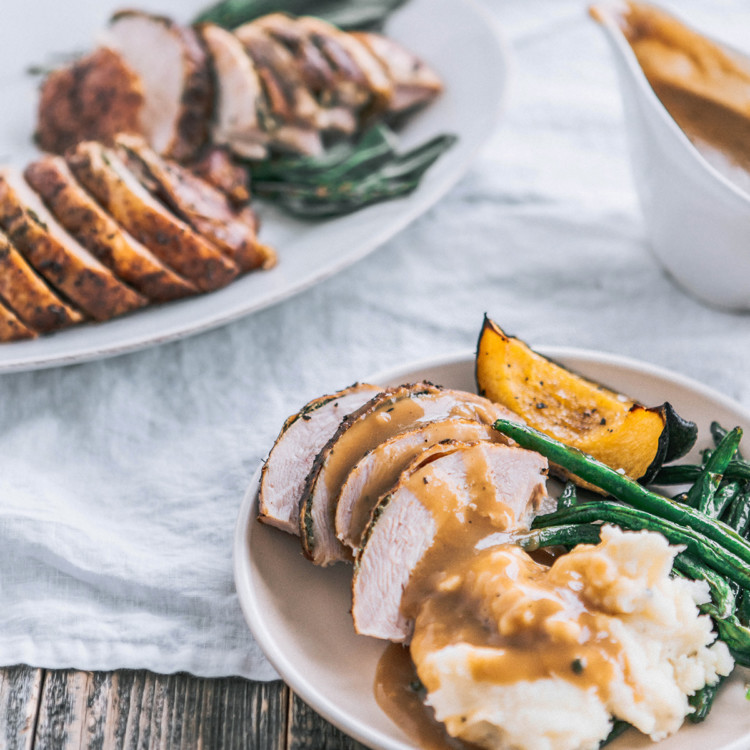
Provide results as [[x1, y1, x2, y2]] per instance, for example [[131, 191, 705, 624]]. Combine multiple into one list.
[[336, 417, 508, 553], [258, 383, 384, 534], [300, 383, 517, 566], [351, 441, 548, 642]]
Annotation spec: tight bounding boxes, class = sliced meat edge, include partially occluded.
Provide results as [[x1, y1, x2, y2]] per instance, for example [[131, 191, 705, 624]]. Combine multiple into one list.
[[351, 442, 549, 642], [259, 382, 383, 534], [0, 168, 146, 322], [25, 155, 197, 303]]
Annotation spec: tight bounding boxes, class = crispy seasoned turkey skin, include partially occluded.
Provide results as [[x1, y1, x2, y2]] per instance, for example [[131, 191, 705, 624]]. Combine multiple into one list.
[[0, 297, 35, 341], [115, 135, 275, 272], [300, 382, 517, 566], [295, 16, 393, 120], [66, 142, 238, 292], [234, 23, 323, 156], [0, 169, 146, 322], [259, 382, 383, 534], [234, 24, 321, 128], [354, 33, 443, 116], [351, 442, 548, 642], [335, 418, 505, 552], [25, 155, 197, 302], [248, 15, 357, 134], [36, 47, 144, 155], [103, 10, 213, 162], [189, 147, 252, 207], [199, 23, 269, 161], [0, 229, 82, 333]]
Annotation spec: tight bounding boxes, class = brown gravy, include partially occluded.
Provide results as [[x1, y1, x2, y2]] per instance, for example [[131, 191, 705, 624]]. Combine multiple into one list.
[[613, 1, 750, 172], [375, 643, 479, 750], [371, 444, 632, 748]]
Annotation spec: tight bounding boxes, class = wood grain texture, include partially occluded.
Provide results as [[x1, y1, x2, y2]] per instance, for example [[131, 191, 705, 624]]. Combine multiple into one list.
[[0, 667, 366, 749], [33, 671, 290, 750], [287, 693, 369, 750], [0, 666, 42, 750]]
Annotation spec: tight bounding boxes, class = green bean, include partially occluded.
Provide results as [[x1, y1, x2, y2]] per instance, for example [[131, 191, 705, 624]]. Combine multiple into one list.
[[252, 126, 398, 184], [599, 720, 629, 747], [510, 524, 602, 552], [738, 590, 750, 627], [705, 615, 750, 666], [494, 420, 750, 567], [726, 486, 750, 535], [534, 502, 750, 588], [673, 554, 735, 619], [712, 422, 745, 460], [688, 680, 723, 723], [708, 481, 740, 520], [653, 462, 750, 485], [254, 133, 457, 217], [193, 0, 407, 31], [557, 481, 578, 510], [687, 428, 742, 513]]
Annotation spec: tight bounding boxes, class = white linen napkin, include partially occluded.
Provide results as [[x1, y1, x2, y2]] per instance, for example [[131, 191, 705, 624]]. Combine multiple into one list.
[[2, 0, 750, 680]]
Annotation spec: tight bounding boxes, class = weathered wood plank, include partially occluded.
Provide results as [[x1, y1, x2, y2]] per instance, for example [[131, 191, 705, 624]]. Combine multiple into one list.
[[287, 692, 369, 750], [33, 670, 288, 750], [0, 666, 43, 750], [35, 670, 91, 748]]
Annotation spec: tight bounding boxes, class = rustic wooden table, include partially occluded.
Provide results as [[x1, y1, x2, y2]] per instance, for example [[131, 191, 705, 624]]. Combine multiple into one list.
[[0, 666, 367, 749]]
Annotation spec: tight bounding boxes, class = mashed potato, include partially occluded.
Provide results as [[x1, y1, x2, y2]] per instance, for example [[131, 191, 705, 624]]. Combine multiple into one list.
[[410, 525, 734, 750]]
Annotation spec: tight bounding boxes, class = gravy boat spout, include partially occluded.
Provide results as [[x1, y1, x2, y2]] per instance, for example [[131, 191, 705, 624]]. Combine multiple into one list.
[[592, 1, 750, 311]]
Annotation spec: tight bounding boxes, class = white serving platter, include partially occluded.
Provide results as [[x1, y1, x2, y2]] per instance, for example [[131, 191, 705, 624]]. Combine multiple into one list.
[[235, 349, 750, 750], [0, 0, 508, 372]]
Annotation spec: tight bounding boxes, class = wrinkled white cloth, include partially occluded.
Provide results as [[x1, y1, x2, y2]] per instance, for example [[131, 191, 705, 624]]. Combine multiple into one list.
[[2, 0, 750, 681]]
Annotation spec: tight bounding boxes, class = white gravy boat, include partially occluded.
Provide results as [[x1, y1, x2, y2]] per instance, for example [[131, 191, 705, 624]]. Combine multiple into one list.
[[592, 2, 750, 311]]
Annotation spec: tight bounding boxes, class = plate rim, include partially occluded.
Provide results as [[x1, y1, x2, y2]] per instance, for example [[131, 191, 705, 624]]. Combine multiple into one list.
[[234, 347, 750, 750], [0, 0, 510, 374]]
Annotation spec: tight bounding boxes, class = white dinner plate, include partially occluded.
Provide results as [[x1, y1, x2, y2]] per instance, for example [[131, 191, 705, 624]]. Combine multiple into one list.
[[234, 349, 750, 750], [0, 0, 507, 372]]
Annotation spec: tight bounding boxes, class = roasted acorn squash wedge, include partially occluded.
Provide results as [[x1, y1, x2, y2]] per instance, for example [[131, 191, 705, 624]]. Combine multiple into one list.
[[475, 316, 696, 484]]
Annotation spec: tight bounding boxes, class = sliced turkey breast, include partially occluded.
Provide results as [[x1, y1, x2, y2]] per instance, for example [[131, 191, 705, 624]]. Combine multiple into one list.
[[354, 33, 443, 117], [234, 24, 324, 156], [199, 23, 269, 161], [0, 298, 35, 342], [259, 382, 383, 534], [351, 442, 548, 642], [300, 383, 517, 566], [115, 135, 275, 273], [103, 11, 213, 162], [249, 15, 358, 134], [336, 418, 507, 552], [0, 169, 146, 321], [36, 46, 144, 155], [0, 229, 82, 333], [295, 17, 393, 119], [234, 24, 321, 128], [25, 156, 196, 303], [189, 147, 252, 207], [66, 142, 238, 292]]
